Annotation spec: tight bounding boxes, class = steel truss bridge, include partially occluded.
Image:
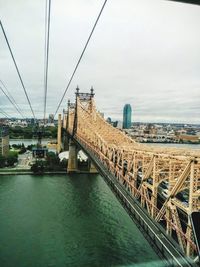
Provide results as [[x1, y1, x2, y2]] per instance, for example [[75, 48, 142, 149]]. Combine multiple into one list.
[[58, 89, 200, 266]]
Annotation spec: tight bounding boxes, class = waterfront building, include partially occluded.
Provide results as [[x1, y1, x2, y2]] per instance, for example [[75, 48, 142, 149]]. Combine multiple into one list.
[[112, 121, 118, 127], [0, 125, 9, 157], [106, 117, 118, 128], [123, 104, 132, 129]]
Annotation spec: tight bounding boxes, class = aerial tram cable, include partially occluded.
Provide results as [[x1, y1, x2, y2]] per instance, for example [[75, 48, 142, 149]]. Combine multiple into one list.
[[43, 0, 48, 122], [53, 0, 108, 118], [0, 85, 24, 119], [0, 108, 10, 119], [0, 80, 24, 118], [43, 0, 51, 124], [0, 83, 25, 119], [0, 20, 36, 119]]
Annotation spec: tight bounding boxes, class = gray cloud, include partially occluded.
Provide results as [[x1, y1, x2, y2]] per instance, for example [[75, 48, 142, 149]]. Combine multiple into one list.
[[0, 0, 200, 123]]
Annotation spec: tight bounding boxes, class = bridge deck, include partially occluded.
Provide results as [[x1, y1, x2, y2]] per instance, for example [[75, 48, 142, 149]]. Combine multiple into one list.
[[74, 136, 196, 267]]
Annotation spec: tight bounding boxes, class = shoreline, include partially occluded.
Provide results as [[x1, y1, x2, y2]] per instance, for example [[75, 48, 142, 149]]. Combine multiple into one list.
[[10, 138, 56, 140], [0, 170, 66, 175], [139, 141, 200, 145], [0, 170, 97, 175]]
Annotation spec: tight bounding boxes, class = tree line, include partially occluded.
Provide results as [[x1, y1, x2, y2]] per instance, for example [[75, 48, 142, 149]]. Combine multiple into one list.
[[9, 126, 57, 139], [0, 151, 18, 168], [31, 152, 67, 173]]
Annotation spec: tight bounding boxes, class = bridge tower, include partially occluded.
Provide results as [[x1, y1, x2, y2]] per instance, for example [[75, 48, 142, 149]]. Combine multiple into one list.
[[66, 87, 98, 174]]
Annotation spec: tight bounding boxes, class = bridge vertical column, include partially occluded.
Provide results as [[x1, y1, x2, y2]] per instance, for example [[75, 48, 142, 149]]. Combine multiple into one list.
[[151, 157, 158, 218], [57, 113, 62, 154], [62, 109, 69, 151], [67, 139, 78, 173], [63, 134, 69, 151], [166, 160, 173, 237], [63, 110, 67, 130], [186, 160, 195, 257], [166, 202, 172, 237], [132, 153, 137, 196]]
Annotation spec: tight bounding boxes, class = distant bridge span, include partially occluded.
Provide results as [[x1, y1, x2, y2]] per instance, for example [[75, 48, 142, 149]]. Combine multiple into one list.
[[58, 89, 200, 266]]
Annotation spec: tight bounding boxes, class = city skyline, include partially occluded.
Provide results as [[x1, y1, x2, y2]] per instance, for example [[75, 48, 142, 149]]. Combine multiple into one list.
[[0, 0, 200, 123]]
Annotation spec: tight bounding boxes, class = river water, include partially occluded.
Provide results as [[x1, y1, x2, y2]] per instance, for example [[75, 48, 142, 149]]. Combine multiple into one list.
[[2, 140, 195, 266], [146, 142, 200, 150], [10, 138, 200, 150], [0, 174, 164, 267]]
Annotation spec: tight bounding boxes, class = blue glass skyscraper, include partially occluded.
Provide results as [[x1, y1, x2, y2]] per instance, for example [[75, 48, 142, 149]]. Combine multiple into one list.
[[123, 104, 132, 129]]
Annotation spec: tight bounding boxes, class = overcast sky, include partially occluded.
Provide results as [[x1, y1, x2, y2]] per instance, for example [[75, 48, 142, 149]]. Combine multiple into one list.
[[0, 0, 200, 123]]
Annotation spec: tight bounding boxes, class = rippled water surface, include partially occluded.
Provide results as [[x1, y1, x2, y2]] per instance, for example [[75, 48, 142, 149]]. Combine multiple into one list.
[[0, 174, 163, 267]]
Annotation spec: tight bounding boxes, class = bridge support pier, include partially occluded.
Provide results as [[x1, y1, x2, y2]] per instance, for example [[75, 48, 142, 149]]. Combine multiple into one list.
[[67, 140, 78, 173], [88, 160, 98, 173], [67, 139, 98, 174]]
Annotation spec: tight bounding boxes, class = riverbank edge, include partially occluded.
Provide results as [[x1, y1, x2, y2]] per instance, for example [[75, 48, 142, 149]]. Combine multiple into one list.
[[0, 170, 97, 175], [0, 170, 66, 175]]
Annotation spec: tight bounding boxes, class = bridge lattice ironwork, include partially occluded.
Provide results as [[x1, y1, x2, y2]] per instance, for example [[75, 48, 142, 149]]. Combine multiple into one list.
[[65, 89, 200, 259]]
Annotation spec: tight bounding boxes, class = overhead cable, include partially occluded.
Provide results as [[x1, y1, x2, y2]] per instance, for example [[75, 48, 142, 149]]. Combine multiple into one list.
[[43, 0, 51, 124], [0, 107, 10, 119], [0, 80, 23, 113], [0, 80, 25, 118], [54, 0, 108, 117], [0, 20, 36, 119]]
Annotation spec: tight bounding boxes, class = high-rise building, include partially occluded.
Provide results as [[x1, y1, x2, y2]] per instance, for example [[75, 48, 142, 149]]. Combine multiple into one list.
[[48, 114, 54, 123], [123, 104, 132, 129], [0, 125, 9, 157], [106, 117, 112, 124]]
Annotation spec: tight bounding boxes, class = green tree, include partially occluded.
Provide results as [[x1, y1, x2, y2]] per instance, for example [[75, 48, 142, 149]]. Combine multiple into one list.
[[46, 152, 59, 164], [7, 155, 17, 166], [27, 144, 35, 151], [19, 143, 26, 154], [59, 159, 67, 170], [31, 160, 45, 173], [0, 155, 6, 168], [6, 151, 18, 167], [9, 125, 58, 139], [45, 152, 59, 170]]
